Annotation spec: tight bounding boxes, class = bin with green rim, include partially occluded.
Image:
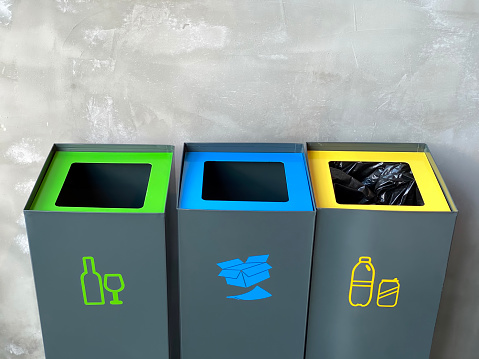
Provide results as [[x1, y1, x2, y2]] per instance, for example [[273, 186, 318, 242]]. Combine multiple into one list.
[[24, 144, 176, 359]]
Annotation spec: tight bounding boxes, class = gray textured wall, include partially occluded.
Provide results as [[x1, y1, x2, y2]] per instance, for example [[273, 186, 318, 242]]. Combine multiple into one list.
[[1, 0, 478, 358]]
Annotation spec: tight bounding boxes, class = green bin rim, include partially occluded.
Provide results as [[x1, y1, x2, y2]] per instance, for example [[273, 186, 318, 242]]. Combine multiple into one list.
[[24, 144, 174, 213]]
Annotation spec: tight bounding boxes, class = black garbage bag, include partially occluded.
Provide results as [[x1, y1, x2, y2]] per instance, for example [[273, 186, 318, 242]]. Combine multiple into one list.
[[329, 162, 424, 206]]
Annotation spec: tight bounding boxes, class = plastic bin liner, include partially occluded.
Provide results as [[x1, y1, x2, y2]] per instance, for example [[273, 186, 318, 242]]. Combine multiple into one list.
[[329, 162, 424, 205]]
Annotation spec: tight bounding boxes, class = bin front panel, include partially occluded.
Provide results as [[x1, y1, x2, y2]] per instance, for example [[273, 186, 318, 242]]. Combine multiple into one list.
[[25, 211, 170, 359], [306, 209, 457, 359], [178, 209, 315, 359]]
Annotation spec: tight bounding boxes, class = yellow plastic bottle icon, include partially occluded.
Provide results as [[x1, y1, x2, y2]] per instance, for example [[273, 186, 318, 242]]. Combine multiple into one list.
[[377, 278, 400, 308], [349, 256, 375, 307]]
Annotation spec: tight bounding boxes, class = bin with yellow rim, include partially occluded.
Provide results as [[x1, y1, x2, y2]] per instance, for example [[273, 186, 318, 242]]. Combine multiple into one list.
[[305, 142, 457, 359]]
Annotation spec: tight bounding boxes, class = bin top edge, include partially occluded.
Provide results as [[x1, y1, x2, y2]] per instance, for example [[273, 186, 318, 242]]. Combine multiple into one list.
[[52, 143, 174, 153], [24, 209, 167, 215], [315, 207, 458, 214], [306, 142, 427, 153], [184, 142, 304, 153], [176, 207, 316, 213]]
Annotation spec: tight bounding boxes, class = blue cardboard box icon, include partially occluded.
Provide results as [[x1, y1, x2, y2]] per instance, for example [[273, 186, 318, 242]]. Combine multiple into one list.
[[218, 255, 272, 288]]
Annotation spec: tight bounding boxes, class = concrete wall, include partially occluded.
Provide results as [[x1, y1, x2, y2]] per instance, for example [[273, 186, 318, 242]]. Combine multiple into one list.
[[1, 0, 478, 358]]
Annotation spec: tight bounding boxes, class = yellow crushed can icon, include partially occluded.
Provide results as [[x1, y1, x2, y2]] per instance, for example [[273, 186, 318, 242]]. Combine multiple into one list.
[[349, 256, 375, 307], [377, 278, 400, 307]]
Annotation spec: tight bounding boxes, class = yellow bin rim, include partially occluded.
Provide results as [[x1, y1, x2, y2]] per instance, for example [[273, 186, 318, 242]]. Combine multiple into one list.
[[307, 143, 453, 212]]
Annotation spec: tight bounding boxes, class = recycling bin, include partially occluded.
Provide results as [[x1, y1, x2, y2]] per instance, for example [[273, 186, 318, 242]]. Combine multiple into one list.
[[177, 143, 315, 359], [305, 142, 458, 359], [24, 144, 176, 359]]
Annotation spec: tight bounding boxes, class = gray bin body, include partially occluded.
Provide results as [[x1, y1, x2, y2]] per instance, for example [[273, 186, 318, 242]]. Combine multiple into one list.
[[305, 142, 458, 359], [177, 143, 316, 359], [24, 144, 176, 359]]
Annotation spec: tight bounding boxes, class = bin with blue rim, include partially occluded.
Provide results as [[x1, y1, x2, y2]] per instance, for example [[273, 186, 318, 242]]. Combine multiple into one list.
[[24, 144, 176, 359], [177, 143, 315, 359], [305, 142, 458, 359]]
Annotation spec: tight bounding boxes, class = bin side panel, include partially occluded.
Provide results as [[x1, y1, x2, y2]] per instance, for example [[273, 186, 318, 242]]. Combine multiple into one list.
[[306, 209, 457, 359], [178, 210, 315, 359], [25, 211, 169, 359], [165, 160, 180, 359]]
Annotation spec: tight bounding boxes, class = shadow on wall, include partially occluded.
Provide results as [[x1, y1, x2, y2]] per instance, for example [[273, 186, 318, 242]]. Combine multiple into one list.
[[430, 146, 479, 359]]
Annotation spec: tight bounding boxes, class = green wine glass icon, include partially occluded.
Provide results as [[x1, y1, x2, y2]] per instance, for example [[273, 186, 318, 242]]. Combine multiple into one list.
[[104, 274, 125, 305]]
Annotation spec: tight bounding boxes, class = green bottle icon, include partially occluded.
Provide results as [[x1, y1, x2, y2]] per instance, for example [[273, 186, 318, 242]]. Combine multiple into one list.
[[81, 256, 105, 305]]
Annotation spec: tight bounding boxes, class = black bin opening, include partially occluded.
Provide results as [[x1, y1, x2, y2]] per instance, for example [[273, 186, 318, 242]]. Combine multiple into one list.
[[56, 163, 152, 208], [202, 161, 289, 202], [329, 161, 424, 206]]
